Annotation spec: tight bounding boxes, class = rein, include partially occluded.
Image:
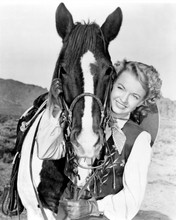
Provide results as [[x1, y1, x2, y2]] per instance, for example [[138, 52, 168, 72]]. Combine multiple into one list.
[[75, 147, 117, 200], [29, 115, 48, 220], [77, 159, 105, 170], [76, 150, 114, 170]]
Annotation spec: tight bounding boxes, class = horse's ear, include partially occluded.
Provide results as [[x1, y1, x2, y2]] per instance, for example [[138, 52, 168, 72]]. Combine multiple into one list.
[[101, 7, 123, 43], [55, 3, 74, 39]]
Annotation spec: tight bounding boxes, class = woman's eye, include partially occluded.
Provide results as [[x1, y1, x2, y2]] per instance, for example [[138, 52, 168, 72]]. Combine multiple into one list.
[[133, 94, 140, 100], [117, 86, 123, 90]]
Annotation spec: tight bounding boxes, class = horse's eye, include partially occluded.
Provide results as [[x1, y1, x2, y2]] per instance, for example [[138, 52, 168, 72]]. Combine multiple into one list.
[[105, 66, 113, 76], [60, 66, 67, 75], [59, 66, 68, 81]]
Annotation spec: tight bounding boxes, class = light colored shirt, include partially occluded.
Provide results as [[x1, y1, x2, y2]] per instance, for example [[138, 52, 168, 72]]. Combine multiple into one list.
[[36, 106, 65, 160], [97, 129, 152, 220], [36, 106, 152, 220]]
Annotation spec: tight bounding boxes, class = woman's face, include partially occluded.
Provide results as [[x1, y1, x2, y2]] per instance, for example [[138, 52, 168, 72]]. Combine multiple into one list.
[[110, 70, 146, 118]]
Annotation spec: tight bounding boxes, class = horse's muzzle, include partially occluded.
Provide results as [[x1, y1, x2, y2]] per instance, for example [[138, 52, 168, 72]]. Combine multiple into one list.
[[70, 128, 104, 159]]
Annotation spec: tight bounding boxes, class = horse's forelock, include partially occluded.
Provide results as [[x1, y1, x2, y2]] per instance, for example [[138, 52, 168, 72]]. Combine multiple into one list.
[[65, 22, 103, 67], [55, 22, 105, 106]]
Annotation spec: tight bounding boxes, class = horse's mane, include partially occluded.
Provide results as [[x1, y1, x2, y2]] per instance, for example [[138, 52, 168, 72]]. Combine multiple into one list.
[[63, 22, 104, 68]]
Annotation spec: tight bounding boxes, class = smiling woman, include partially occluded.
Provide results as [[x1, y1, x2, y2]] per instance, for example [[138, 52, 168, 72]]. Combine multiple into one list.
[[112, 60, 162, 122], [110, 70, 146, 118], [36, 59, 162, 220]]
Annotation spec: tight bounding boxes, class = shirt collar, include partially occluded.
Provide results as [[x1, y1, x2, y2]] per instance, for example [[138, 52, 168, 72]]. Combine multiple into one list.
[[105, 114, 129, 142], [115, 117, 129, 130], [109, 110, 130, 129]]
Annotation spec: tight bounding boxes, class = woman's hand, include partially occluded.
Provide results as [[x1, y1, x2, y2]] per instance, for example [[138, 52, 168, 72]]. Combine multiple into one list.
[[50, 78, 63, 108], [51, 78, 63, 99], [49, 78, 63, 117], [61, 198, 101, 219]]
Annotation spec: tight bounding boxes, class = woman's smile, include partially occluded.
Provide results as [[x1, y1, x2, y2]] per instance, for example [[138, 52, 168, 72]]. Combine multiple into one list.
[[114, 99, 127, 109]]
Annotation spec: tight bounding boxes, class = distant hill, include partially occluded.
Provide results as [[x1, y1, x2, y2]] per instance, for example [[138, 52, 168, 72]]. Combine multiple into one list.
[[0, 78, 175, 119], [0, 78, 48, 116]]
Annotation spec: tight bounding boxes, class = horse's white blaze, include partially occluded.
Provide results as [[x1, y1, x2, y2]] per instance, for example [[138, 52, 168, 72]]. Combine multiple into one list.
[[76, 51, 98, 158], [81, 51, 94, 128]]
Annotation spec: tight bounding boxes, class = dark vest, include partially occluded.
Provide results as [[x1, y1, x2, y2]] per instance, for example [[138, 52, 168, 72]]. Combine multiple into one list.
[[92, 119, 145, 200], [37, 119, 146, 213]]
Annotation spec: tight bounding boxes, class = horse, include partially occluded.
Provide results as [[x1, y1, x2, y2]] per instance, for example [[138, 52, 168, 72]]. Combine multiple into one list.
[[17, 3, 123, 220]]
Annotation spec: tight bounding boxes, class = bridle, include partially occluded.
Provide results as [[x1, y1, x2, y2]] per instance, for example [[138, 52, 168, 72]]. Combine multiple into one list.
[[56, 26, 115, 133], [60, 92, 105, 131], [56, 64, 115, 175], [57, 65, 114, 136]]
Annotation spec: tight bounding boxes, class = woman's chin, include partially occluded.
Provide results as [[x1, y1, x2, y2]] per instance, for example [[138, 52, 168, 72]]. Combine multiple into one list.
[[112, 107, 129, 118]]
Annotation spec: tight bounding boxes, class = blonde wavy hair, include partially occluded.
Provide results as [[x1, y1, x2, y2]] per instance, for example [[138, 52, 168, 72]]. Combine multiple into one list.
[[113, 59, 162, 123]]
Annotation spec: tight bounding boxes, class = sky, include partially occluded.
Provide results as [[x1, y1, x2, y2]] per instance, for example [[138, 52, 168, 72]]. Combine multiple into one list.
[[0, 0, 176, 101]]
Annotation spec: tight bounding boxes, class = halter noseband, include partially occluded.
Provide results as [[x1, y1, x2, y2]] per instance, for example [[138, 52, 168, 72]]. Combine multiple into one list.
[[69, 92, 105, 126]]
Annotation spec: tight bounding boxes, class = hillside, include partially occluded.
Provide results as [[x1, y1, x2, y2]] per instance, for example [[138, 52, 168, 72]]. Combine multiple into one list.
[[0, 78, 176, 119], [0, 78, 48, 116]]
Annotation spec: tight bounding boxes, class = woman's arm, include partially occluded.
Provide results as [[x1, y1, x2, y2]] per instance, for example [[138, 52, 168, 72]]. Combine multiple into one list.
[[36, 104, 65, 160], [97, 131, 152, 220]]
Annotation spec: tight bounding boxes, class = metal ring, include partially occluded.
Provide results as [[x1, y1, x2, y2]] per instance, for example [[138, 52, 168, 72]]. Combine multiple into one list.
[[69, 92, 104, 113]]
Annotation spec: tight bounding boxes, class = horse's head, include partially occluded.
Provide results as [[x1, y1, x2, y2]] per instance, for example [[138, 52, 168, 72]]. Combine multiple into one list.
[[50, 3, 122, 159]]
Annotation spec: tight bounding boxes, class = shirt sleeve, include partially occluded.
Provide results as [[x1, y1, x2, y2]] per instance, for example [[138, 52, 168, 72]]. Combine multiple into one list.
[[97, 131, 152, 220], [36, 105, 65, 160]]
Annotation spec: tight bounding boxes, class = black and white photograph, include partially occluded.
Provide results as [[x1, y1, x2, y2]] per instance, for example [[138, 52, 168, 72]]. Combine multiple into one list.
[[0, 0, 175, 220]]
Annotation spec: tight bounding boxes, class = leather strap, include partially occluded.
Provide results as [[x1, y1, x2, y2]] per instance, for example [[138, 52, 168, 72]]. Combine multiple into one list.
[[29, 115, 48, 220]]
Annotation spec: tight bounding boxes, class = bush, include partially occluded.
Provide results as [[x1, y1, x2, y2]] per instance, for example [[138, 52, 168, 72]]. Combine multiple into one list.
[[0, 115, 18, 163]]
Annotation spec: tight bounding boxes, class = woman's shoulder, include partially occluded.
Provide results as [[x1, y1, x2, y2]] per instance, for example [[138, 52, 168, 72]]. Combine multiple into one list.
[[122, 120, 142, 145], [123, 119, 144, 133], [122, 119, 151, 146]]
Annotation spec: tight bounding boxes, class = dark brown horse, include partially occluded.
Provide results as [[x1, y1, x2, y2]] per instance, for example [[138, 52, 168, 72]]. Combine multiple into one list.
[[17, 3, 123, 219]]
